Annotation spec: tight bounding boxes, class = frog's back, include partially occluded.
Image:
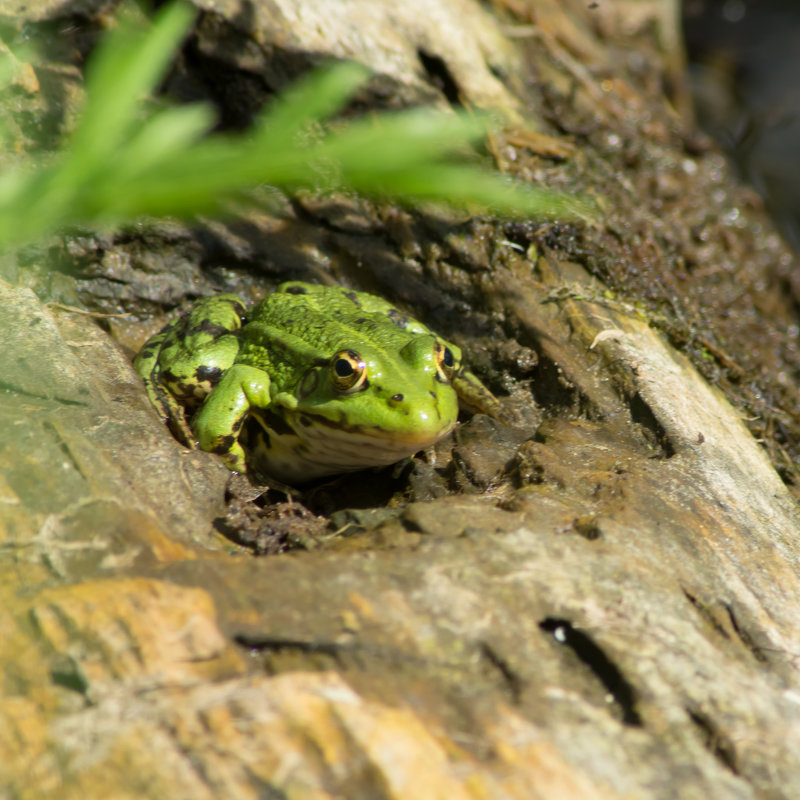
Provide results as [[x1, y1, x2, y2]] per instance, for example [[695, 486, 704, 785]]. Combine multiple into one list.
[[235, 283, 433, 388], [273, 282, 430, 334]]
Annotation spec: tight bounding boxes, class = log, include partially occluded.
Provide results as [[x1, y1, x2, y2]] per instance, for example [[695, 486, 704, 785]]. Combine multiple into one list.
[[1, 1, 799, 797]]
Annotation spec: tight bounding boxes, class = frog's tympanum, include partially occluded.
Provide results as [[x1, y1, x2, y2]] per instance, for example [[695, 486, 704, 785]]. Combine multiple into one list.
[[134, 282, 504, 482]]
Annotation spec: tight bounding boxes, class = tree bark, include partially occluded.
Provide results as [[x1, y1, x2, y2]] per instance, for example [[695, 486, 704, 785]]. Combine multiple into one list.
[[1, 1, 799, 798]]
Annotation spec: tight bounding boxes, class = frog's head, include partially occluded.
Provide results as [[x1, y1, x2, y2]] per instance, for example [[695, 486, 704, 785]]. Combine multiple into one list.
[[273, 333, 462, 472]]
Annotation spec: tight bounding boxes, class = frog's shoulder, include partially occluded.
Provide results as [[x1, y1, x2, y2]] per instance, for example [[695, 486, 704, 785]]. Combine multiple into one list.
[[274, 281, 430, 335]]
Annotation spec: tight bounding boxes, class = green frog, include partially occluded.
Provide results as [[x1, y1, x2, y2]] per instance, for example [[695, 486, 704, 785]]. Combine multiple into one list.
[[134, 281, 504, 483]]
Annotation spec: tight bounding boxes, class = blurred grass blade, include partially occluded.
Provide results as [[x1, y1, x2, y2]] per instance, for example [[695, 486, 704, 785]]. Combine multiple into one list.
[[67, 2, 195, 169], [0, 0, 596, 249], [252, 61, 371, 150], [308, 109, 489, 173], [108, 104, 216, 180], [341, 163, 600, 221], [0, 47, 16, 91]]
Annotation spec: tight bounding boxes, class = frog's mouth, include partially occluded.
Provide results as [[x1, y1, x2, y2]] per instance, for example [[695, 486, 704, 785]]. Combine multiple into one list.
[[298, 411, 456, 449]]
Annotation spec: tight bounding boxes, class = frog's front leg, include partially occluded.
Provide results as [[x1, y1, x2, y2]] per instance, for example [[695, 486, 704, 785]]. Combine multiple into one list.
[[191, 365, 272, 471], [134, 295, 246, 446]]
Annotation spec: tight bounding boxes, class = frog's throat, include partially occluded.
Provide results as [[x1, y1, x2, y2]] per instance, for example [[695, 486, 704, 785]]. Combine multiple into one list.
[[247, 412, 456, 482]]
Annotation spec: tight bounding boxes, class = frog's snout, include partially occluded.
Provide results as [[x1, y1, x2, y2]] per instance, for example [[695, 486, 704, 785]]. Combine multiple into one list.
[[388, 395, 454, 443]]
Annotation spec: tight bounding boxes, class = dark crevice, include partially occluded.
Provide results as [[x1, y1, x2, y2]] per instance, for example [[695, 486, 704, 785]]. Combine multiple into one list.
[[487, 62, 506, 81], [573, 515, 603, 540], [234, 633, 349, 655], [686, 707, 740, 775], [180, 8, 303, 131], [72, 271, 138, 286], [288, 195, 373, 237], [628, 391, 676, 458], [0, 380, 88, 407], [539, 617, 643, 726], [44, 420, 88, 481], [725, 603, 769, 663], [527, 354, 584, 413], [234, 633, 350, 669], [479, 642, 524, 704], [50, 662, 90, 697], [681, 587, 730, 639], [500, 221, 538, 251], [233, 633, 455, 674], [242, 770, 290, 800], [417, 49, 463, 108]]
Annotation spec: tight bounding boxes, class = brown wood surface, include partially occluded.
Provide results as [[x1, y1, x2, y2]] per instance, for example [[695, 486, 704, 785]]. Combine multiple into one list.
[[1, 1, 799, 797]]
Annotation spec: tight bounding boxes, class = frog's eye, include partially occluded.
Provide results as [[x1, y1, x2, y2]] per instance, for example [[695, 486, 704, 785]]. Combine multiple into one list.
[[330, 349, 368, 393], [434, 340, 458, 382]]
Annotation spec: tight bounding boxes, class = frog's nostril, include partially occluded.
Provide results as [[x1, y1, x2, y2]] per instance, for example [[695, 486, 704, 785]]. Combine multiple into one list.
[[391, 393, 404, 403]]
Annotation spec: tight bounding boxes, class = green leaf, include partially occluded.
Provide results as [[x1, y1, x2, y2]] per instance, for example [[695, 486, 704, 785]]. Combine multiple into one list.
[[252, 61, 371, 149], [70, 2, 196, 167], [0, 1, 598, 249]]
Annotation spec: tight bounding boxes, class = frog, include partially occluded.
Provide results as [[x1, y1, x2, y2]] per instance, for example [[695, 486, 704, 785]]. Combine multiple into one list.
[[134, 281, 505, 483]]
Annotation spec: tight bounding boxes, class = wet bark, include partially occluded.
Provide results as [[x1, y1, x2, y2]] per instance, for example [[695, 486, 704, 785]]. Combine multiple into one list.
[[2, 1, 800, 798]]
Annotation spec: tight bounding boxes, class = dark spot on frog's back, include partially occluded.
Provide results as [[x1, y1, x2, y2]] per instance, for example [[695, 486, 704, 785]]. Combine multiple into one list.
[[343, 291, 361, 307], [195, 320, 232, 339], [284, 284, 308, 294], [195, 365, 223, 385], [210, 435, 236, 454]]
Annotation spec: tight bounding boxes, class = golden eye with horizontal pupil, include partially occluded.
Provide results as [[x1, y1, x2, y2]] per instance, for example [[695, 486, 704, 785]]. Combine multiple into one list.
[[330, 349, 368, 393], [434, 340, 458, 382]]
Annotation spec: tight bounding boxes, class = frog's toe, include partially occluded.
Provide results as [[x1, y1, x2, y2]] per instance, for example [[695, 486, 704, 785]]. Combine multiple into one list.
[[196, 429, 247, 472], [165, 409, 198, 449], [141, 375, 197, 448]]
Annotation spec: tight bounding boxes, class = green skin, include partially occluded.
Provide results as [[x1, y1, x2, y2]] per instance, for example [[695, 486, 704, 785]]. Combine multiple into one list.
[[134, 282, 504, 483]]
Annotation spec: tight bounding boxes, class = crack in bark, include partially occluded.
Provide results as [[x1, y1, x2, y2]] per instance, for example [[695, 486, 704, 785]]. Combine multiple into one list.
[[539, 617, 642, 726]]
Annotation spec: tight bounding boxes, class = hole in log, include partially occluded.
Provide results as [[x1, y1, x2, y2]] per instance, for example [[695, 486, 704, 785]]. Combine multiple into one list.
[[417, 49, 462, 108], [539, 617, 642, 726], [628, 391, 676, 458]]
